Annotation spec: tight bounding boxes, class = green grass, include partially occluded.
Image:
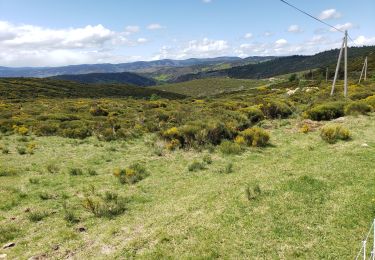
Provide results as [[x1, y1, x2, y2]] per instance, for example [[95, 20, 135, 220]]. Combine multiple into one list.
[[0, 114, 374, 258], [152, 78, 270, 97]]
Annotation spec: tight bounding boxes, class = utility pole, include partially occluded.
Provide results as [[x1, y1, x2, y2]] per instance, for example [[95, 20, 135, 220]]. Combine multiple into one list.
[[331, 37, 345, 96], [344, 30, 348, 97], [359, 56, 368, 84], [331, 31, 349, 97]]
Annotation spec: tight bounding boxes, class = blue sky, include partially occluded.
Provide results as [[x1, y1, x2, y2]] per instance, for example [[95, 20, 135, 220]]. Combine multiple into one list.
[[0, 0, 374, 67]]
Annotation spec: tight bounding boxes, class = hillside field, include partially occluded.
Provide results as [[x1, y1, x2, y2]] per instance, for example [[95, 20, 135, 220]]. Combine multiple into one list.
[[0, 75, 375, 258]]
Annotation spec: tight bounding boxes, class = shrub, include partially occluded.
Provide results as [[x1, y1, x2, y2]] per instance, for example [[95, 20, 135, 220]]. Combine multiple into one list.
[[305, 102, 345, 121], [82, 195, 127, 218], [64, 209, 80, 224], [17, 146, 27, 155], [219, 140, 243, 155], [320, 124, 351, 144], [202, 154, 213, 165], [239, 127, 270, 147], [234, 135, 246, 146], [365, 95, 375, 108], [27, 210, 49, 222], [69, 168, 84, 176], [114, 163, 148, 184], [260, 100, 293, 119], [345, 101, 373, 115], [166, 139, 181, 151], [299, 123, 310, 134], [35, 123, 59, 136], [245, 184, 262, 201], [87, 168, 98, 176], [89, 106, 109, 116], [13, 125, 29, 135], [188, 161, 206, 172], [239, 106, 264, 124], [47, 163, 59, 174]]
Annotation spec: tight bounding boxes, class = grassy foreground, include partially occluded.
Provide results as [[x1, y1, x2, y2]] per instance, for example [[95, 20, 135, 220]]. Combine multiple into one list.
[[1, 115, 374, 259]]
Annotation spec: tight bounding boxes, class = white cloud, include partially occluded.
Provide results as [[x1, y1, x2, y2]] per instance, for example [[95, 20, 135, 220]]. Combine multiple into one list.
[[0, 20, 148, 66], [318, 9, 341, 20], [125, 25, 140, 34], [153, 38, 229, 60], [244, 33, 253, 39], [354, 35, 375, 46], [275, 39, 288, 47], [264, 31, 273, 37], [137, 38, 148, 43], [288, 25, 303, 33], [147, 23, 164, 30], [330, 22, 354, 32]]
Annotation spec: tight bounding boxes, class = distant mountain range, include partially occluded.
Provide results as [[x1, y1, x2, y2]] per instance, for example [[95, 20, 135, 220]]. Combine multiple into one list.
[[0, 57, 241, 78]]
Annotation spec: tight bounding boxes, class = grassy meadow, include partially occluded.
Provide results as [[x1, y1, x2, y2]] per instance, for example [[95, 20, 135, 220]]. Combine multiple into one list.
[[0, 77, 375, 258]]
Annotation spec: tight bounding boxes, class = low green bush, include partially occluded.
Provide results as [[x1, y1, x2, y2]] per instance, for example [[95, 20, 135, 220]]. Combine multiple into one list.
[[27, 210, 49, 222], [238, 127, 270, 147], [219, 140, 243, 155], [82, 195, 127, 218], [344, 101, 373, 115], [245, 184, 262, 201], [239, 106, 264, 124], [320, 124, 351, 144], [89, 106, 109, 116], [260, 99, 293, 119], [69, 168, 84, 176], [114, 163, 148, 184], [305, 102, 345, 121], [364, 95, 375, 108]]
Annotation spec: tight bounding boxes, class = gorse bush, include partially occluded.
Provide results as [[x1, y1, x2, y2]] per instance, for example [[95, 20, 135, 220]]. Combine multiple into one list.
[[219, 140, 243, 155], [305, 102, 345, 121], [320, 124, 351, 144], [114, 163, 148, 184], [238, 127, 270, 147], [345, 101, 373, 115], [239, 106, 264, 124], [89, 106, 109, 116], [259, 100, 293, 119]]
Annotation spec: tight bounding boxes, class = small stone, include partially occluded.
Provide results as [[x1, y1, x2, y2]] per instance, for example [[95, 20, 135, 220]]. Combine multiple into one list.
[[361, 143, 369, 147], [3, 242, 15, 249], [52, 244, 59, 251], [0, 254, 7, 259]]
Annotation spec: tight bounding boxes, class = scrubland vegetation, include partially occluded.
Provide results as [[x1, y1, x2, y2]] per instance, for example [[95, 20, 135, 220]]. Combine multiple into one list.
[[0, 74, 375, 258]]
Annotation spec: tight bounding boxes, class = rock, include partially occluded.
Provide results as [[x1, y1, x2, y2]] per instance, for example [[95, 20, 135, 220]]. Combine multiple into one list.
[[361, 143, 369, 147], [0, 254, 7, 259], [52, 244, 59, 251], [333, 117, 345, 123], [2, 242, 15, 249]]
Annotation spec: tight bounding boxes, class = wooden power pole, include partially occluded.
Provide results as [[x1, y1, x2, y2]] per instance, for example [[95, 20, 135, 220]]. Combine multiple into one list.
[[331, 30, 348, 97], [359, 56, 368, 84]]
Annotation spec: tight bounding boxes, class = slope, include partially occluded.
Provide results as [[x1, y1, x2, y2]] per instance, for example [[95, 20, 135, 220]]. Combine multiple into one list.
[[0, 78, 185, 99], [50, 72, 157, 87]]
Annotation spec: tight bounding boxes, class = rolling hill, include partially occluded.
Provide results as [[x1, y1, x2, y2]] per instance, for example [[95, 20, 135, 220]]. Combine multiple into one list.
[[0, 57, 243, 78], [50, 72, 157, 87], [0, 78, 184, 99], [172, 46, 375, 82]]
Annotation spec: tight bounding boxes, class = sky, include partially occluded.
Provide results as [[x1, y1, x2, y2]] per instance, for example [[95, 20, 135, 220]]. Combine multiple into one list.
[[0, 0, 374, 67]]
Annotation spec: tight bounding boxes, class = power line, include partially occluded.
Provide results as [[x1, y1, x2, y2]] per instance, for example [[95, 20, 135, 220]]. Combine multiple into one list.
[[279, 0, 358, 47], [279, 0, 345, 33]]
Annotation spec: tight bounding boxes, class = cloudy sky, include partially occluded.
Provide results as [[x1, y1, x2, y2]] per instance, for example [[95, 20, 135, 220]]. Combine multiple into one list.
[[0, 0, 374, 67]]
